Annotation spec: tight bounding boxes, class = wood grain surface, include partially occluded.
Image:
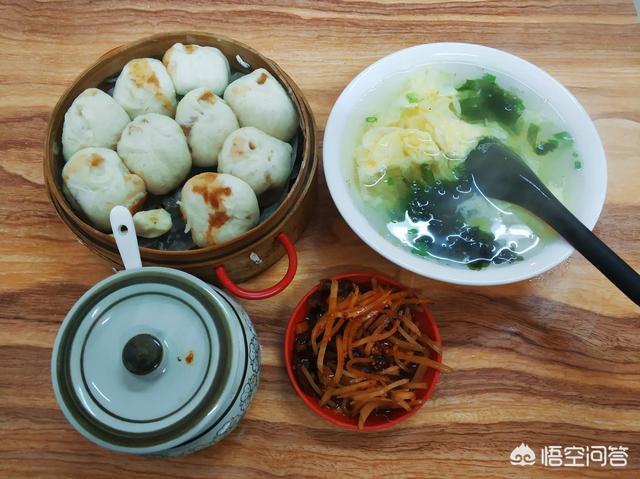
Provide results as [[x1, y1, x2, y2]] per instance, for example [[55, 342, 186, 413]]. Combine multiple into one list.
[[0, 1, 638, 478]]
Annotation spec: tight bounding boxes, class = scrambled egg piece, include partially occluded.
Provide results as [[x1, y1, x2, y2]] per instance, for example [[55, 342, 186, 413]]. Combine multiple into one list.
[[355, 69, 504, 186], [356, 127, 440, 186]]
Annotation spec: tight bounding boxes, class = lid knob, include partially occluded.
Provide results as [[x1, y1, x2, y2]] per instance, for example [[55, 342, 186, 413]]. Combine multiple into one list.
[[122, 334, 163, 375]]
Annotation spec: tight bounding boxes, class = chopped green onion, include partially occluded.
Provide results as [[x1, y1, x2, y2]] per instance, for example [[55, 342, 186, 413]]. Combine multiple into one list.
[[384, 176, 394, 186], [527, 125, 574, 156], [536, 139, 558, 155], [408, 228, 418, 235], [405, 92, 422, 103], [365, 116, 378, 123], [574, 160, 582, 170], [527, 124, 540, 150], [553, 131, 573, 143], [411, 243, 429, 257]]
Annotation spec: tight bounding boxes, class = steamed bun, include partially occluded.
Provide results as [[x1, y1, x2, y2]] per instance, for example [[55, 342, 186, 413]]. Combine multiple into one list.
[[133, 208, 172, 238], [61, 88, 130, 161], [180, 172, 259, 247], [162, 43, 230, 96], [175, 88, 239, 167], [117, 113, 192, 195], [218, 127, 293, 196], [223, 68, 298, 141], [113, 58, 176, 119], [62, 147, 146, 232]]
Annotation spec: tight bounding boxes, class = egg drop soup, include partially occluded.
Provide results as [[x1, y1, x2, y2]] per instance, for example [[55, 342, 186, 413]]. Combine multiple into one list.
[[344, 65, 581, 270]]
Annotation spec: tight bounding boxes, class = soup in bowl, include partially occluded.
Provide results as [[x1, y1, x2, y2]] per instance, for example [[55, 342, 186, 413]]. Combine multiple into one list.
[[323, 43, 607, 286]]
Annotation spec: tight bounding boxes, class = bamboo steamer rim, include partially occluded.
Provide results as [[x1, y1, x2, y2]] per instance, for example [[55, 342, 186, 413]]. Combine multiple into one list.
[[44, 31, 316, 261]]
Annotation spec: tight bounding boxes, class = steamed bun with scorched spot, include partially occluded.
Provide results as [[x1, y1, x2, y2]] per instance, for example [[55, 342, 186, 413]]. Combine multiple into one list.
[[117, 113, 192, 195], [162, 43, 230, 96], [62, 147, 146, 232], [133, 208, 173, 238], [61, 88, 130, 161], [180, 172, 259, 247], [223, 68, 298, 141], [217, 127, 293, 196], [113, 58, 177, 119], [175, 88, 239, 167]]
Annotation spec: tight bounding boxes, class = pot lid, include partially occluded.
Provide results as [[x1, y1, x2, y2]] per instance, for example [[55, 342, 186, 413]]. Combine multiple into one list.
[[52, 267, 244, 450]]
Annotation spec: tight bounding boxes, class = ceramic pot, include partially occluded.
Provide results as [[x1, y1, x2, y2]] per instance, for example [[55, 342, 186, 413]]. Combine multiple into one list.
[[51, 208, 260, 456]]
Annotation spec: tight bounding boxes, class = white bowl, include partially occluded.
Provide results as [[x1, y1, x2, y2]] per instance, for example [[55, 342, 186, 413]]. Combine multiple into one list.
[[323, 43, 607, 286]]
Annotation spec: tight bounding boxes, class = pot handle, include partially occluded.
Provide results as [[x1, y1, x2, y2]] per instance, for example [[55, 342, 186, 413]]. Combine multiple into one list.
[[215, 233, 297, 300]]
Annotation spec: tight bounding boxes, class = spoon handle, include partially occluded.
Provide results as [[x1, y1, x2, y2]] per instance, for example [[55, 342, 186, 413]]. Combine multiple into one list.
[[110, 206, 143, 271], [533, 194, 640, 306], [467, 140, 639, 306]]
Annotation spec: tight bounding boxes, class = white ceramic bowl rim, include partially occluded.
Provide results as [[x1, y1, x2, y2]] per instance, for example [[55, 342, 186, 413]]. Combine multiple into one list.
[[323, 42, 607, 286]]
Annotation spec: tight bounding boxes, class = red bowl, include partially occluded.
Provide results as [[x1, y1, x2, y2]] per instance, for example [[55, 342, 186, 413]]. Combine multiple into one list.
[[284, 272, 443, 431]]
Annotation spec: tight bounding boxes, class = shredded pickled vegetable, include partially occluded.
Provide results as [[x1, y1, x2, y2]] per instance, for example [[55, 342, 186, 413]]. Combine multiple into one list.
[[292, 278, 451, 429]]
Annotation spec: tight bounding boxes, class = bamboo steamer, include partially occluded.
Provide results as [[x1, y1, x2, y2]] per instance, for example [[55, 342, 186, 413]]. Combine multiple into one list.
[[44, 32, 317, 299]]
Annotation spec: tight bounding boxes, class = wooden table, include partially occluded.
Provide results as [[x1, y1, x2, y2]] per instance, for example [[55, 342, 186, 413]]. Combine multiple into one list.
[[1, 1, 638, 477]]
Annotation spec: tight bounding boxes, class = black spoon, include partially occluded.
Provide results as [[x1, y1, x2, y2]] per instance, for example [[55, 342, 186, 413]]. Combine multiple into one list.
[[466, 139, 640, 306]]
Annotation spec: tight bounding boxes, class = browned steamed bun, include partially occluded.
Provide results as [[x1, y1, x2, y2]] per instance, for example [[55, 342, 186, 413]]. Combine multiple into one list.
[[62, 147, 146, 232], [113, 58, 177, 119], [133, 208, 173, 238], [217, 127, 293, 196], [162, 43, 230, 96], [180, 172, 259, 247], [223, 68, 298, 141], [61, 88, 130, 161], [175, 88, 239, 167], [117, 113, 192, 195]]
